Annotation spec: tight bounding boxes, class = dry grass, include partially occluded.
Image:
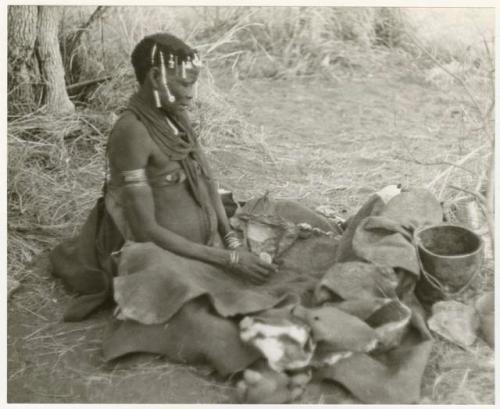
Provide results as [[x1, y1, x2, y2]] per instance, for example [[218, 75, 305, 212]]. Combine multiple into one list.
[[421, 335, 495, 404], [8, 113, 108, 282], [7, 6, 495, 404]]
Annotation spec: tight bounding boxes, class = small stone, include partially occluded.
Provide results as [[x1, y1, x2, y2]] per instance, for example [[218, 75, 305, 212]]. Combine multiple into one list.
[[244, 369, 263, 384], [259, 252, 273, 264], [315, 205, 337, 218], [475, 292, 494, 315], [289, 370, 312, 387], [289, 386, 305, 401], [376, 184, 402, 204], [236, 380, 247, 402], [479, 314, 494, 349], [428, 300, 480, 347], [8, 277, 21, 299], [475, 292, 494, 348]]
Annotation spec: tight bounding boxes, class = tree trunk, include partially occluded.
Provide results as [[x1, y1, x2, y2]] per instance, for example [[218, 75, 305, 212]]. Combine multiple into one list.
[[7, 5, 39, 113], [36, 6, 74, 114]]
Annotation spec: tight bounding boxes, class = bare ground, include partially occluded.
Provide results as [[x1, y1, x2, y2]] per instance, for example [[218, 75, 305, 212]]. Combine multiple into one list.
[[7, 70, 494, 403]]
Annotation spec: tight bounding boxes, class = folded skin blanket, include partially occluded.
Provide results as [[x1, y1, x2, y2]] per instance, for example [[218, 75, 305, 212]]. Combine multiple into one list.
[[52, 187, 443, 404], [318, 333, 433, 404], [103, 296, 261, 375], [306, 188, 443, 404], [351, 189, 443, 276], [112, 241, 301, 325], [50, 197, 124, 321], [102, 196, 341, 369]]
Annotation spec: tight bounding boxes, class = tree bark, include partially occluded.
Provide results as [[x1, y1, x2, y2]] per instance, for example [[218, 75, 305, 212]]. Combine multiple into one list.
[[36, 6, 74, 114], [7, 5, 39, 112]]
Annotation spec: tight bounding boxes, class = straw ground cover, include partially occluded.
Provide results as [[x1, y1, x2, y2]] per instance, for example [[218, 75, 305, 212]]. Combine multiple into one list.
[[7, 7, 494, 404]]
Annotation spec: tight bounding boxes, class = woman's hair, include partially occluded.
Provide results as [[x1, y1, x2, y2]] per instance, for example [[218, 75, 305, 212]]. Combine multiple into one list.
[[131, 33, 197, 84]]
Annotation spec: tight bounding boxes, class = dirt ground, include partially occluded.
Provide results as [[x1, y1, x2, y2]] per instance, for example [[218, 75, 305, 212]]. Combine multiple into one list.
[[7, 70, 494, 403]]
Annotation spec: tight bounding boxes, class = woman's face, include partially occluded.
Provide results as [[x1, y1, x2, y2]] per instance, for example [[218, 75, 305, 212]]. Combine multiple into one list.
[[152, 61, 198, 114], [160, 75, 196, 113]]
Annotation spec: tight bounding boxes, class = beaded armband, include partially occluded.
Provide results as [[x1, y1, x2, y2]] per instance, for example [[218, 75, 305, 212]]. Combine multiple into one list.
[[121, 169, 148, 187]]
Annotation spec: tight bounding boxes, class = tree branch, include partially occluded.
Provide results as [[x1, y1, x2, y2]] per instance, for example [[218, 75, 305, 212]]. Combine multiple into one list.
[[66, 75, 112, 93], [67, 6, 110, 52], [447, 184, 486, 204], [395, 153, 475, 174]]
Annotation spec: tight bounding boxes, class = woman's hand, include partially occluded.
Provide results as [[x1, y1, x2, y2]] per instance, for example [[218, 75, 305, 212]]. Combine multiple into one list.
[[229, 249, 278, 285]]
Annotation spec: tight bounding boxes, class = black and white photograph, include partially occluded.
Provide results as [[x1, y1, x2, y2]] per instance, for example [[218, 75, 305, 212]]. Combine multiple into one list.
[[4, 1, 495, 404]]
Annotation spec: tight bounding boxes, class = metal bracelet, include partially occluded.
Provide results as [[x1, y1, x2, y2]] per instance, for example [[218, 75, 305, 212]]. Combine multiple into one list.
[[226, 237, 243, 249], [224, 231, 243, 249], [228, 250, 240, 267], [121, 168, 148, 186]]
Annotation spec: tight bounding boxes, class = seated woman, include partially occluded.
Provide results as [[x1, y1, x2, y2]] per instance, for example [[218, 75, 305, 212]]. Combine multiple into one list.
[[51, 32, 338, 403], [50, 34, 438, 403]]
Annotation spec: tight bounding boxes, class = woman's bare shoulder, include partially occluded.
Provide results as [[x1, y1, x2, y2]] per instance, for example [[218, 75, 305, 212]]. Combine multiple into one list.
[[108, 111, 152, 170], [110, 111, 149, 143]]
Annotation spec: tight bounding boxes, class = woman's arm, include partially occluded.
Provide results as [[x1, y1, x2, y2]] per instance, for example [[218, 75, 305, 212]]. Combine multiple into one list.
[[195, 147, 233, 240]]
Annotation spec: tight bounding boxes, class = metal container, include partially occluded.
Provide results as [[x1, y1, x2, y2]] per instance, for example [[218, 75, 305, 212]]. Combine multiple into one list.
[[415, 224, 483, 304]]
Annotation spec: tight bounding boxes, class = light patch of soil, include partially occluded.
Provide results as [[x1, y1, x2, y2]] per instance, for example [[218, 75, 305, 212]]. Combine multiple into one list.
[[8, 71, 494, 403], [219, 75, 481, 209]]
